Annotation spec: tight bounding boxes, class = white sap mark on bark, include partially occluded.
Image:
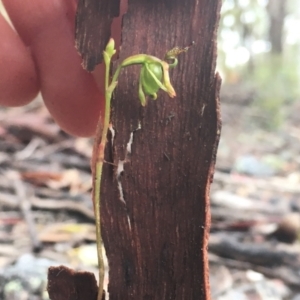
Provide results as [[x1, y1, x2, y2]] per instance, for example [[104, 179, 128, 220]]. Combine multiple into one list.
[[201, 104, 206, 116], [126, 132, 134, 154], [116, 122, 142, 230], [127, 216, 132, 231], [109, 124, 115, 146], [116, 160, 125, 204]]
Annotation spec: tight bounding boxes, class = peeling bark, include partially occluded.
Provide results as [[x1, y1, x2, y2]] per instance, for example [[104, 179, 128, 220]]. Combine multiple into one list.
[[47, 266, 99, 300], [49, 1, 222, 300], [75, 0, 120, 70], [101, 1, 222, 299]]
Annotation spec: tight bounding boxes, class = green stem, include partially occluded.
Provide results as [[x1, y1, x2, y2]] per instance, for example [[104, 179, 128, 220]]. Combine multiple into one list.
[[111, 65, 122, 87], [168, 58, 178, 68], [94, 100, 110, 300], [94, 56, 122, 300], [94, 62, 112, 300], [94, 160, 104, 300]]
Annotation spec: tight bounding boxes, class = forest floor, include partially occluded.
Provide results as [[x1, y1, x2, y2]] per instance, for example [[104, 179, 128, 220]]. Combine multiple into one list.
[[0, 87, 300, 300]]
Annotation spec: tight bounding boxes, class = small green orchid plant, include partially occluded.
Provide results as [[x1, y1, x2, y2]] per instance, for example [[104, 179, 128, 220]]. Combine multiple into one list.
[[92, 38, 192, 300]]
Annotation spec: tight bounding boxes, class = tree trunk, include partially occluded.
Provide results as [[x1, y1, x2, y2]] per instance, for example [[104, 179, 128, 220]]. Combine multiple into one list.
[[48, 1, 222, 300], [267, 0, 286, 54]]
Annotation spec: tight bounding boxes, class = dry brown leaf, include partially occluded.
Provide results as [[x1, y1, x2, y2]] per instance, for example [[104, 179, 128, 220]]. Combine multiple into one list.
[[38, 223, 96, 243], [21, 171, 62, 186]]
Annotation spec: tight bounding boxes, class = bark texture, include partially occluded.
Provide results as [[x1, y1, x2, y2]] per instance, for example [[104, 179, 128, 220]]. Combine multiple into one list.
[[75, 0, 221, 300], [47, 266, 99, 300], [75, 0, 120, 70], [101, 1, 222, 299]]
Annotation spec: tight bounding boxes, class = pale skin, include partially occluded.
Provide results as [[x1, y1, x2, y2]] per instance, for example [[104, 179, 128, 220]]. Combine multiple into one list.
[[0, 0, 110, 137]]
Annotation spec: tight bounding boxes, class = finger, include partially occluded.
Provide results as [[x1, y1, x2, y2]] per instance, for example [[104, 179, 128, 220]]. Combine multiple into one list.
[[3, 0, 104, 137], [0, 14, 39, 106]]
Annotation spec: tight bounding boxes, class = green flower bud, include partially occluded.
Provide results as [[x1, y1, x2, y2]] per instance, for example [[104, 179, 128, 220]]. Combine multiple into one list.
[[104, 38, 116, 59], [140, 63, 163, 99], [112, 54, 176, 106]]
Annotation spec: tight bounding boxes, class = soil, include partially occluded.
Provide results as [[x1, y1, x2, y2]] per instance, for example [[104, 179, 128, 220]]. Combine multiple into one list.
[[1, 88, 300, 299]]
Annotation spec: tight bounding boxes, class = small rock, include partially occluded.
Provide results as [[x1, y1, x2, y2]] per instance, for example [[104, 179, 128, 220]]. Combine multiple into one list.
[[0, 253, 58, 300], [234, 155, 279, 177], [269, 213, 300, 244]]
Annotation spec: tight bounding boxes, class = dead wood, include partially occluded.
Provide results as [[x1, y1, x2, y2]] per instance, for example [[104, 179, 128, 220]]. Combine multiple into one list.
[[75, 0, 120, 70], [209, 234, 300, 268], [47, 265, 99, 300], [57, 1, 223, 300], [13, 178, 42, 252], [100, 2, 222, 300], [0, 191, 94, 220]]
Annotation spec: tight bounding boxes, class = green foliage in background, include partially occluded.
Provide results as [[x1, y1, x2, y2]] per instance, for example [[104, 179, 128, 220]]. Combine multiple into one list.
[[218, 0, 300, 130], [248, 48, 300, 129]]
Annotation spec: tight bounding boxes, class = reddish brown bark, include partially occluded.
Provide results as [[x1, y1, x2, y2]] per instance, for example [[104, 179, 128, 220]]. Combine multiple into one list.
[[100, 1, 222, 299], [49, 1, 222, 300], [75, 0, 120, 70], [47, 266, 99, 300]]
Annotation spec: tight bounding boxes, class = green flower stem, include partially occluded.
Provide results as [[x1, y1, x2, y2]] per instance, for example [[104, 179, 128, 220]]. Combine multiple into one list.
[[94, 151, 105, 300], [168, 58, 178, 68], [93, 56, 146, 299], [110, 54, 163, 88], [94, 94, 111, 300], [94, 42, 122, 300], [94, 52, 114, 300]]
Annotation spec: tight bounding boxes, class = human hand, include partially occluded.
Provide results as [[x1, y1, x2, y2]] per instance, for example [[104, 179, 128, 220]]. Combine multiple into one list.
[[0, 0, 105, 137]]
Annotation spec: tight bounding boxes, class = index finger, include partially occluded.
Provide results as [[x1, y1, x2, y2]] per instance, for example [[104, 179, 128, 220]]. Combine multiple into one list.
[[3, 0, 105, 137]]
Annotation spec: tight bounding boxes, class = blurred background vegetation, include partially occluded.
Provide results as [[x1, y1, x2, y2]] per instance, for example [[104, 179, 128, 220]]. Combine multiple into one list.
[[218, 0, 300, 130]]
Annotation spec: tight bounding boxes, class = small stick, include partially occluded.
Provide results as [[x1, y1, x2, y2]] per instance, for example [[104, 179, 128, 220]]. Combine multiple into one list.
[[13, 177, 42, 252]]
